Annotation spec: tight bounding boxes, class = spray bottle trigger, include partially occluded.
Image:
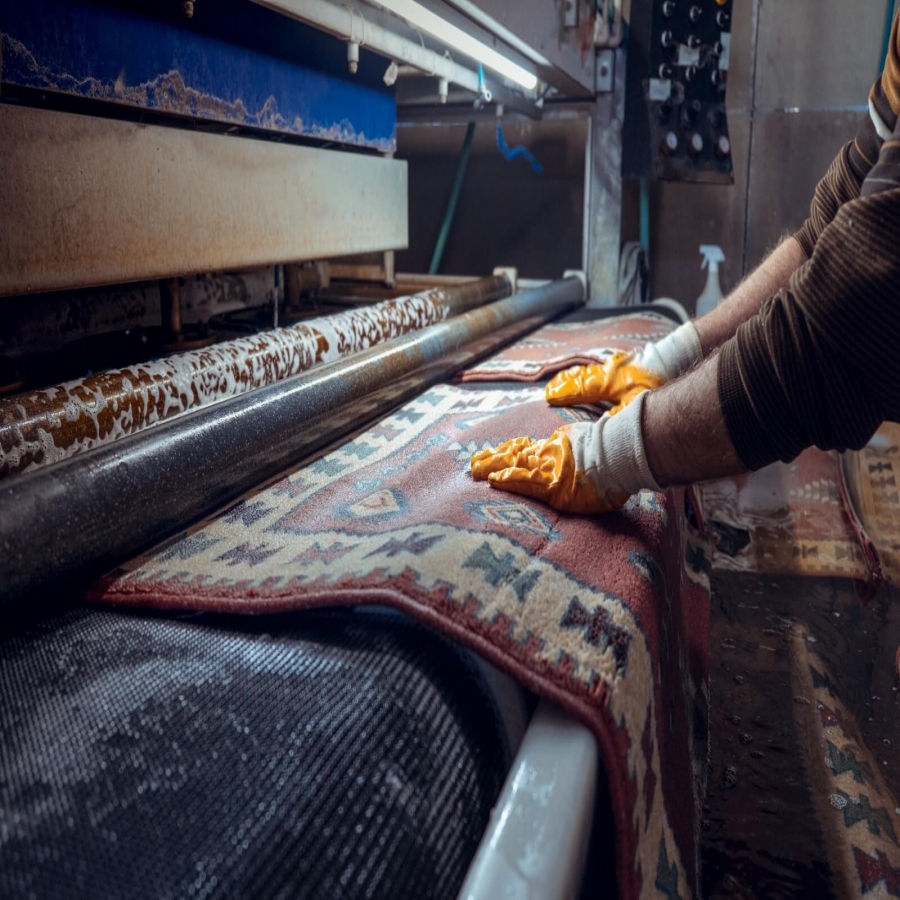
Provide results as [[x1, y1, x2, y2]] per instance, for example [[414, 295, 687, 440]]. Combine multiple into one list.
[[699, 245, 726, 270]]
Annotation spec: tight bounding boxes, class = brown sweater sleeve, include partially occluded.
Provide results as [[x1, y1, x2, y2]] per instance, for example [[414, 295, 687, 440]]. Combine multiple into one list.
[[792, 143, 867, 259], [718, 183, 900, 470], [716, 13, 900, 471], [792, 12, 900, 257]]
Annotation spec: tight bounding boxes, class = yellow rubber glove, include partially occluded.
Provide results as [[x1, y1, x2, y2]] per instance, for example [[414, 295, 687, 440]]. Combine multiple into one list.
[[471, 395, 661, 514], [544, 321, 703, 412], [545, 352, 662, 414], [471, 427, 627, 514]]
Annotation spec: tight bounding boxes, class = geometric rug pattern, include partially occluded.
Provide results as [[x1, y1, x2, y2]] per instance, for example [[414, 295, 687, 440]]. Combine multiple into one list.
[[93, 378, 711, 900], [459, 312, 675, 382]]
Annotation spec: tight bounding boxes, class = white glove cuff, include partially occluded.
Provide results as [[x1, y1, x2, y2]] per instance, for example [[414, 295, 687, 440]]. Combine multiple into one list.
[[598, 392, 663, 495], [649, 321, 703, 380]]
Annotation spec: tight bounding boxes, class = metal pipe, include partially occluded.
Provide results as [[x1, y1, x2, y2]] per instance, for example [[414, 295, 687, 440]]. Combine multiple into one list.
[[0, 277, 510, 480], [0, 278, 584, 607], [881, 0, 898, 75], [611, 0, 623, 49], [396, 273, 479, 286], [250, 0, 482, 94], [640, 177, 650, 255]]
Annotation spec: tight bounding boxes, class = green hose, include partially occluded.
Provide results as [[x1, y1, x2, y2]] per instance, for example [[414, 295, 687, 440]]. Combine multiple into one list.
[[880, 0, 896, 74], [429, 122, 476, 275]]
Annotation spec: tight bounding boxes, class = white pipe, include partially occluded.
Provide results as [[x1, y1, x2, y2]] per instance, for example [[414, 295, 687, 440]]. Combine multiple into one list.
[[251, 0, 480, 93], [459, 700, 598, 900]]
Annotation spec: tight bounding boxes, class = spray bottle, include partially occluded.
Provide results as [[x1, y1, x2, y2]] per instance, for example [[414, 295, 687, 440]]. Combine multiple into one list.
[[695, 245, 726, 317]]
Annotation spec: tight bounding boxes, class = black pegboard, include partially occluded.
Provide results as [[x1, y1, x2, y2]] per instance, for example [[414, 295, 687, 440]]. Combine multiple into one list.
[[624, 0, 734, 183]]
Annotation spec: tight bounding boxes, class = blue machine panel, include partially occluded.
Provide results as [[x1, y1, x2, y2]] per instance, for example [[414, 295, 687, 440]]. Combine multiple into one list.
[[0, 0, 396, 151]]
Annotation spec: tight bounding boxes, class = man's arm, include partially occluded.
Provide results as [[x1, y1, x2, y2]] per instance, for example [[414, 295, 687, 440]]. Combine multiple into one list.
[[688, 137, 869, 359], [693, 238, 807, 356], [689, 11, 900, 357], [691, 126, 878, 357], [644, 183, 900, 487], [548, 129, 877, 406], [474, 170, 898, 510], [643, 354, 744, 487]]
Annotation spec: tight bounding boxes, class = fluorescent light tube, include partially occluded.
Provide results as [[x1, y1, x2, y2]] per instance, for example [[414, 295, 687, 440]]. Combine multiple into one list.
[[442, 0, 551, 67], [374, 0, 538, 90]]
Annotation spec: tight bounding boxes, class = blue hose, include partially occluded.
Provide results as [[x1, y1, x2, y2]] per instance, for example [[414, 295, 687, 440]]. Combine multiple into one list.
[[496, 122, 543, 174]]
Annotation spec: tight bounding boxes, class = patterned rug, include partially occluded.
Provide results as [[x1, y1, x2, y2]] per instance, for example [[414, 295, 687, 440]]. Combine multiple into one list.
[[840, 424, 900, 683], [840, 423, 900, 590], [703, 572, 900, 900], [790, 627, 900, 898], [458, 311, 675, 382], [699, 449, 872, 584], [92, 380, 712, 900]]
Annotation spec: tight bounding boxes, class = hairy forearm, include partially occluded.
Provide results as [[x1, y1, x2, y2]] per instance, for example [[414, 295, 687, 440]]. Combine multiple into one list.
[[641, 353, 746, 487], [694, 237, 807, 356]]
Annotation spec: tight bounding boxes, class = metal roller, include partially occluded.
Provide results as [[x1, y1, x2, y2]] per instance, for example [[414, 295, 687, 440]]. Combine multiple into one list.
[[0, 275, 511, 481], [0, 277, 584, 607]]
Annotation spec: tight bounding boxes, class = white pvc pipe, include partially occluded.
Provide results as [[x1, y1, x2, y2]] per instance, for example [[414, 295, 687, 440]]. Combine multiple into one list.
[[459, 700, 599, 900], [251, 0, 481, 93]]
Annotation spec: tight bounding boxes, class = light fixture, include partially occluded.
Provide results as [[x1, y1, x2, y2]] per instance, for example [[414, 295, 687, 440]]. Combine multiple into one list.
[[441, 0, 551, 67], [372, 0, 538, 91]]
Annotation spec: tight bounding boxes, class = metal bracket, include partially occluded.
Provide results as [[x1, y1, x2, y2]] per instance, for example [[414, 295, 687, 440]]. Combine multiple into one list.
[[595, 48, 614, 93]]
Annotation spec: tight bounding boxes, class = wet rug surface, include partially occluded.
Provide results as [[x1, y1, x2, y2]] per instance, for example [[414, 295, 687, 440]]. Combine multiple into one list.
[[92, 378, 712, 900], [700, 450, 871, 584], [458, 311, 675, 382], [841, 423, 900, 592], [0, 607, 512, 900], [703, 573, 900, 899]]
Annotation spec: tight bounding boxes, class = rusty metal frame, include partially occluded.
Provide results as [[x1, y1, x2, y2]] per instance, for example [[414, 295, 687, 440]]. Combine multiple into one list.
[[0, 105, 409, 296], [585, 48, 626, 307]]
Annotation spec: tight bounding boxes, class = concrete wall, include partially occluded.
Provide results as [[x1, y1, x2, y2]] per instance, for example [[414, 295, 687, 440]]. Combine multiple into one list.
[[638, 0, 891, 310], [396, 117, 588, 279]]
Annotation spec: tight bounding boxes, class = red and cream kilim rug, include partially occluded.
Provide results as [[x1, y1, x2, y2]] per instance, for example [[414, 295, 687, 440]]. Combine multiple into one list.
[[458, 311, 675, 382], [92, 375, 711, 900]]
